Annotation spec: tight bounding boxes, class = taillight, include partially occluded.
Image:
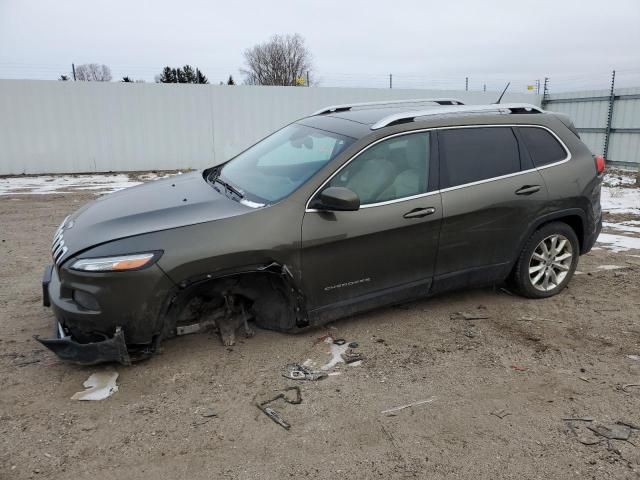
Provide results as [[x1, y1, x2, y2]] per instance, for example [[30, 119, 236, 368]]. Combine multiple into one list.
[[595, 155, 606, 175]]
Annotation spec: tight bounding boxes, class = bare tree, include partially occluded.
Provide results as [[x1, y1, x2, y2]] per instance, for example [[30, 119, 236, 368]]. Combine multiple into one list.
[[241, 34, 312, 86], [75, 64, 112, 82]]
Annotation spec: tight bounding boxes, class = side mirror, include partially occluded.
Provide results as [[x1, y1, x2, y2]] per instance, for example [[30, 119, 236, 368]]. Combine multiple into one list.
[[310, 186, 360, 211]]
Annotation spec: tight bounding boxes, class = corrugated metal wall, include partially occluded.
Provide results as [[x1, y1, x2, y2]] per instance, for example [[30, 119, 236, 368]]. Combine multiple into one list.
[[0, 80, 538, 175], [543, 87, 640, 165]]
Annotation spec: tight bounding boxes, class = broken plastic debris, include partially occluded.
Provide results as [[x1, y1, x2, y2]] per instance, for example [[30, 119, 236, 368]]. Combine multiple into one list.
[[490, 408, 512, 419], [256, 386, 302, 430], [341, 348, 363, 364], [71, 370, 118, 401], [587, 423, 631, 440], [282, 363, 327, 381], [381, 397, 435, 416], [451, 311, 490, 321], [321, 338, 350, 370]]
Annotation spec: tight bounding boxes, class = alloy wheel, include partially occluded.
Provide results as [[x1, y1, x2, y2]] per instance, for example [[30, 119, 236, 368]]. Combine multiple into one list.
[[528, 234, 573, 292]]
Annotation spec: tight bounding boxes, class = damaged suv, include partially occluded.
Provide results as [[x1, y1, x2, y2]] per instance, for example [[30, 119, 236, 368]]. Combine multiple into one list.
[[38, 98, 604, 365]]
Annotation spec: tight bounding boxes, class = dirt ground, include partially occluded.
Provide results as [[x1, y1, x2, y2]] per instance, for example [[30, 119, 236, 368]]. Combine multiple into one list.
[[1, 188, 640, 480]]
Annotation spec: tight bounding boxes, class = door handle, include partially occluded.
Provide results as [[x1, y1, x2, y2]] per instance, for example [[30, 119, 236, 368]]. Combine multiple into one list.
[[515, 185, 541, 195], [403, 207, 436, 219]]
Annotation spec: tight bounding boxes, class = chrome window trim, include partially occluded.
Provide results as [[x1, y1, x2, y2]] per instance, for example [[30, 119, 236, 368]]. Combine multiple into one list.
[[304, 124, 571, 212]]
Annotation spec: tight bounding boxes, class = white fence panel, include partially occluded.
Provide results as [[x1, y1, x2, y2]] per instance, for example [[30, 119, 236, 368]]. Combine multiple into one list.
[[544, 87, 640, 165], [0, 80, 538, 175]]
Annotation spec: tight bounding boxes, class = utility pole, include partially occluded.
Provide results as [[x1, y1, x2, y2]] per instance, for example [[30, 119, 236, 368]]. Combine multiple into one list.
[[389, 73, 392, 89], [72, 63, 76, 81], [465, 77, 469, 91], [483, 84, 486, 92], [603, 70, 616, 161], [541, 77, 549, 107], [306, 71, 309, 87]]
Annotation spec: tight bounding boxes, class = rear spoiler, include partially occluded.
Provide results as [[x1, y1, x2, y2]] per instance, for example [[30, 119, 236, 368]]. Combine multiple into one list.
[[553, 112, 580, 138]]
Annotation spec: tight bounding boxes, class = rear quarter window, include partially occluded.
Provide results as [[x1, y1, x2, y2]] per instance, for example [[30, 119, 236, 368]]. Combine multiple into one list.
[[518, 127, 568, 167], [438, 127, 520, 188]]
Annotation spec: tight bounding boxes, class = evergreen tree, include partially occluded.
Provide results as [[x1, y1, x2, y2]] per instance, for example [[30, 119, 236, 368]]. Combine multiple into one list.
[[227, 75, 235, 85], [196, 69, 209, 84], [156, 65, 208, 84], [157, 67, 177, 83], [58, 75, 70, 81], [180, 65, 197, 83], [121, 76, 134, 83]]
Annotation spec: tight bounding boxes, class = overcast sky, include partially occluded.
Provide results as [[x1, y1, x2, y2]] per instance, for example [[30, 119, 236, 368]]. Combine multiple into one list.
[[1, 0, 639, 92]]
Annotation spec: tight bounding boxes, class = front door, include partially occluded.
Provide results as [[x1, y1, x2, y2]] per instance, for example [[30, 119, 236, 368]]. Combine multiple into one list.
[[301, 131, 442, 318]]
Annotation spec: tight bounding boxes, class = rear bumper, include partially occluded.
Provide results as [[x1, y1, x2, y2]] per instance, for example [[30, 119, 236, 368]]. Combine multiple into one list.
[[582, 209, 602, 254]]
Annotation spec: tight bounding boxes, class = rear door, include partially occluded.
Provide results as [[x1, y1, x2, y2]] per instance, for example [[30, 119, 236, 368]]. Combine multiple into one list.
[[433, 125, 549, 291], [301, 131, 442, 314]]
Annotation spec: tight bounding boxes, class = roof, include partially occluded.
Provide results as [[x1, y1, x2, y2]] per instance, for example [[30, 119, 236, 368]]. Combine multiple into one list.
[[299, 99, 547, 140]]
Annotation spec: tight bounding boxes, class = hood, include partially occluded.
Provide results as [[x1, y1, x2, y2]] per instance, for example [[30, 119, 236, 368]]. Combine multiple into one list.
[[55, 171, 251, 263]]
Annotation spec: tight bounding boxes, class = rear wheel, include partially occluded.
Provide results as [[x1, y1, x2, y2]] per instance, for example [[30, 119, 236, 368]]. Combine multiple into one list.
[[513, 222, 579, 298]]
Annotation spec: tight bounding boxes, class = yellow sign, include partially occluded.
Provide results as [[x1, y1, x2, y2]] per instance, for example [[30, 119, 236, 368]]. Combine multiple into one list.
[[527, 85, 535, 91]]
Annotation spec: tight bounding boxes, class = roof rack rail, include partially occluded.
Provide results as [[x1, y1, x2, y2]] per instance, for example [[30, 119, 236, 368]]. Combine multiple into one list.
[[312, 98, 465, 116], [370, 103, 544, 130]]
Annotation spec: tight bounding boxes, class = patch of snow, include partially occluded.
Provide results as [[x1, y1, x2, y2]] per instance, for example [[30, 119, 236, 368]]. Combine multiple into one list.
[[71, 370, 119, 401], [0, 175, 143, 196], [601, 186, 640, 215], [597, 233, 640, 252], [603, 172, 635, 187], [603, 222, 640, 234]]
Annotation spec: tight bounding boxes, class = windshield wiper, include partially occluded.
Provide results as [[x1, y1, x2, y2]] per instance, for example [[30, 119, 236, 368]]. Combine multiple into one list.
[[214, 176, 244, 199]]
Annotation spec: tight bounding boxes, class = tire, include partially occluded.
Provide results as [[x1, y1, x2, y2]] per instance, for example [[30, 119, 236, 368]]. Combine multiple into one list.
[[512, 222, 580, 299]]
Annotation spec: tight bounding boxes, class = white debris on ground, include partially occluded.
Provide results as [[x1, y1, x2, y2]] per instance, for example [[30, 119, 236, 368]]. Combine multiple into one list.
[[320, 338, 350, 371], [300, 336, 362, 373], [0, 172, 179, 196], [70, 370, 119, 401]]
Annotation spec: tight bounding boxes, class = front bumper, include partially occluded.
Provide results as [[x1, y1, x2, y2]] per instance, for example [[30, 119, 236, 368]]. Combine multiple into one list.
[[34, 323, 131, 365], [37, 263, 173, 365]]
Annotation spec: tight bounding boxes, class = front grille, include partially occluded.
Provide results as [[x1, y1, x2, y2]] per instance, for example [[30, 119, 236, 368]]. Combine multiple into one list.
[[51, 216, 69, 266]]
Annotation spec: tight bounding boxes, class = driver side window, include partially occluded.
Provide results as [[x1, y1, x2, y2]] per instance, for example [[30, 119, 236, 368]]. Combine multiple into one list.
[[328, 132, 429, 205]]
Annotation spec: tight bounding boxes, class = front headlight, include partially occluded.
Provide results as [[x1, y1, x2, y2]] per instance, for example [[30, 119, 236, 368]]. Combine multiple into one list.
[[70, 252, 160, 272]]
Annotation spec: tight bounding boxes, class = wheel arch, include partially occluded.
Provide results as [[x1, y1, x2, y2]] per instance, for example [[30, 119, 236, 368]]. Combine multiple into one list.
[[158, 262, 309, 338], [506, 208, 586, 280]]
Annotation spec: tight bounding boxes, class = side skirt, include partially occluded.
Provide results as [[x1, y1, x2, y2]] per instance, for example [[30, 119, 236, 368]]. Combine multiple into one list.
[[307, 278, 432, 327]]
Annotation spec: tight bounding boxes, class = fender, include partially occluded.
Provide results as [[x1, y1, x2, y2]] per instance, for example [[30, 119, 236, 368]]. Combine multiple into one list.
[[507, 207, 587, 273]]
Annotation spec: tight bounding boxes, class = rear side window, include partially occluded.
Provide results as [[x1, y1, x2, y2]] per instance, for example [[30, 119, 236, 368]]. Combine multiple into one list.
[[438, 127, 520, 188], [518, 127, 568, 167]]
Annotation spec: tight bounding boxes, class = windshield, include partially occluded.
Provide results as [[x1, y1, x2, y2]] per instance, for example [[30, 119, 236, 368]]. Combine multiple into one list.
[[217, 123, 355, 204]]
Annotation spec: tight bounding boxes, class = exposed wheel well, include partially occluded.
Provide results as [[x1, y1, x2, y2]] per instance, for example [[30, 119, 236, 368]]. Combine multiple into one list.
[[164, 271, 302, 337]]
